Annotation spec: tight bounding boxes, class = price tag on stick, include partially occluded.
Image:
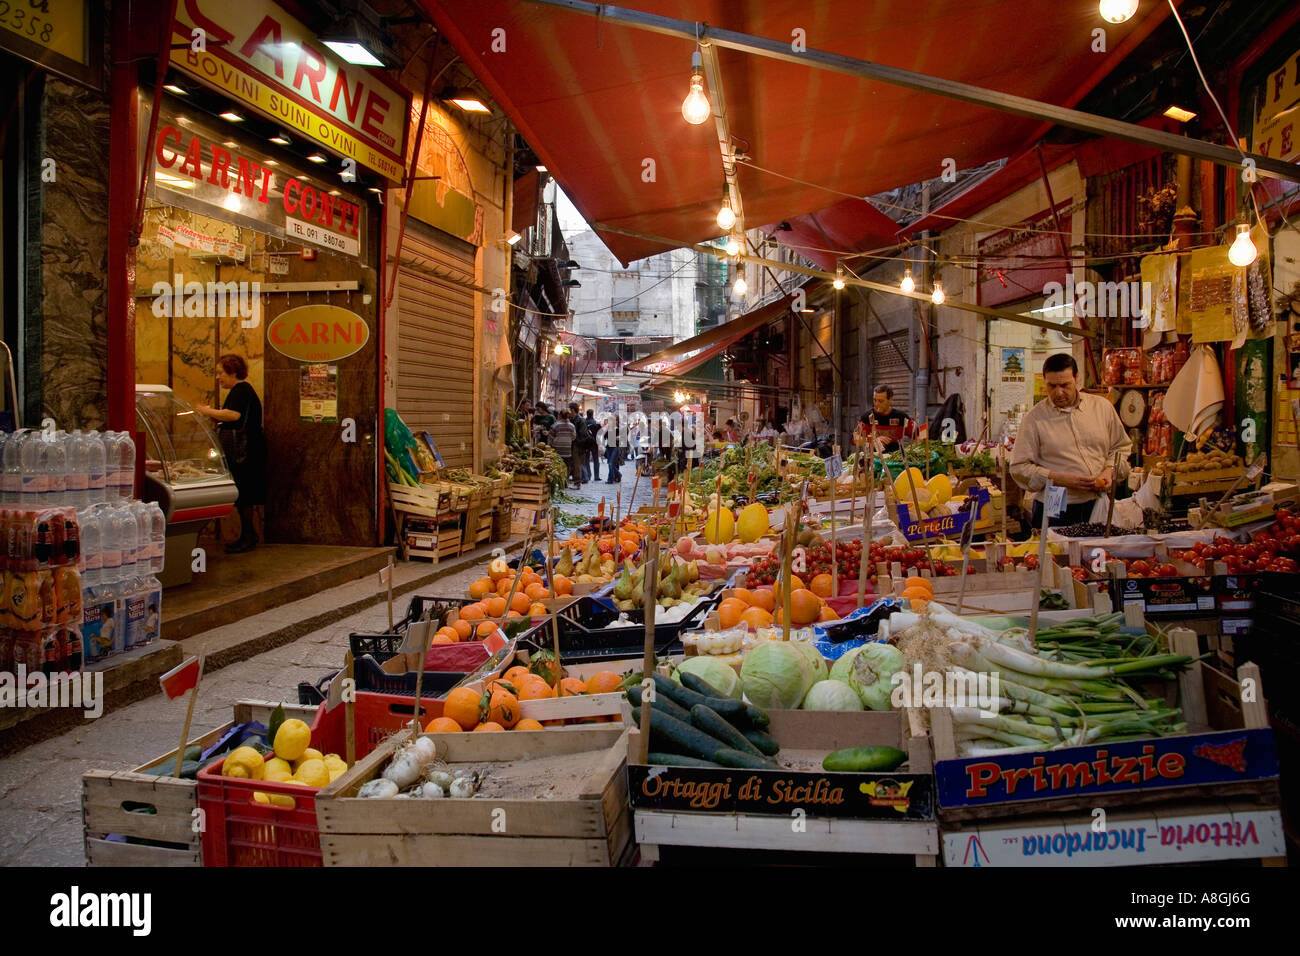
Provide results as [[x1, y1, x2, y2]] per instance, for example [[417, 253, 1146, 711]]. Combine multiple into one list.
[[1045, 484, 1067, 519]]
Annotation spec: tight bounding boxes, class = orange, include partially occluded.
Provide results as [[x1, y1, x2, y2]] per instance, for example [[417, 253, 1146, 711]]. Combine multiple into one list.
[[558, 677, 587, 697], [505, 665, 531, 685], [459, 603, 486, 622], [513, 718, 545, 731], [717, 598, 749, 629], [474, 722, 505, 732], [496, 577, 517, 597], [818, 604, 839, 622], [468, 577, 494, 600], [730, 587, 755, 607], [740, 606, 774, 629], [484, 596, 508, 618], [485, 685, 520, 728], [620, 540, 638, 557], [525, 583, 551, 601], [528, 602, 548, 616], [520, 569, 542, 588], [749, 588, 776, 612], [598, 538, 614, 554], [451, 619, 473, 641], [904, 576, 934, 593], [443, 687, 482, 730], [516, 675, 555, 700], [552, 575, 574, 596], [476, 621, 498, 638], [435, 626, 461, 643], [424, 716, 463, 733], [810, 573, 834, 598], [583, 671, 623, 695], [432, 634, 455, 645], [509, 591, 532, 614], [788, 588, 822, 626]]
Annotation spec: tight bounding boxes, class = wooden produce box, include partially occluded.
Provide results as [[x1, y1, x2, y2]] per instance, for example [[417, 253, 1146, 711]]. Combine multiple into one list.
[[931, 625, 1287, 867], [316, 725, 632, 866], [511, 475, 550, 507], [874, 549, 1087, 616], [81, 701, 316, 867], [461, 504, 495, 554], [628, 709, 938, 865]]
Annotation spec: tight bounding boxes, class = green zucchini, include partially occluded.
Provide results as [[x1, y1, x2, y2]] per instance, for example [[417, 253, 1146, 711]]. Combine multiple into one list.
[[645, 752, 724, 768], [652, 673, 746, 716], [690, 705, 765, 758], [627, 684, 691, 723], [631, 707, 733, 762], [713, 748, 776, 770], [741, 704, 771, 729], [822, 746, 907, 772], [742, 729, 780, 757], [678, 671, 740, 703]]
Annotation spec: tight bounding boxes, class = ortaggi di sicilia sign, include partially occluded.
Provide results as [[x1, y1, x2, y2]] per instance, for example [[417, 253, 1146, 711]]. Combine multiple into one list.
[[172, 0, 410, 182], [268, 305, 370, 363]]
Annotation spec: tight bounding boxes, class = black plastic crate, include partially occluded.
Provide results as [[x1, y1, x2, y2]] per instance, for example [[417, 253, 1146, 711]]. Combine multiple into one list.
[[348, 632, 405, 664], [519, 595, 698, 662], [352, 654, 465, 696]]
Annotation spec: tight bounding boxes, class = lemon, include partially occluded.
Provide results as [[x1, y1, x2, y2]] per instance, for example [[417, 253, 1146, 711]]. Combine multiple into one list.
[[703, 503, 735, 544], [323, 755, 347, 774], [273, 719, 311, 761], [293, 758, 330, 788], [253, 791, 296, 808], [222, 746, 265, 780], [737, 503, 770, 543], [263, 768, 293, 783], [293, 748, 324, 769], [264, 757, 292, 778], [253, 791, 270, 804], [328, 768, 346, 782]]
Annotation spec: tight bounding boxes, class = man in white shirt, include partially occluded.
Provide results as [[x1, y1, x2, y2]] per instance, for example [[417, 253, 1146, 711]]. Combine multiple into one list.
[[1010, 352, 1132, 527]]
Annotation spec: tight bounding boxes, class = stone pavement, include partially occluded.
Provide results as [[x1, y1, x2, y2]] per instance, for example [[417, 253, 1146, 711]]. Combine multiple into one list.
[[0, 473, 652, 867]]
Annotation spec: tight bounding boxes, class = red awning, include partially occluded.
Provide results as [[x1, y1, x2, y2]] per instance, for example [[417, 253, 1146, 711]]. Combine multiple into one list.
[[624, 290, 802, 375], [765, 199, 903, 271], [421, 1, 1165, 265], [513, 170, 540, 235]]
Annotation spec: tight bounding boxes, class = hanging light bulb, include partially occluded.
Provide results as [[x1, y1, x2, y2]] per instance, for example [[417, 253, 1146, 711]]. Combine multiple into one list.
[[681, 51, 711, 125], [900, 267, 915, 294], [931, 281, 945, 305], [716, 197, 736, 231], [733, 269, 747, 296], [1098, 0, 1139, 24], [1228, 223, 1257, 267], [724, 234, 741, 256], [832, 265, 846, 291], [553, 341, 565, 355]]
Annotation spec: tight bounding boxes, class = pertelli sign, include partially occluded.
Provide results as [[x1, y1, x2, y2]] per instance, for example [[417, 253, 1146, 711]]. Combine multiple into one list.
[[627, 764, 934, 820], [172, 0, 410, 182]]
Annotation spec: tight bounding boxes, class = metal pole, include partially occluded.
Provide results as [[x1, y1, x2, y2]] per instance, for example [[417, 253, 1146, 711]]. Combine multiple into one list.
[[524, 0, 1299, 182]]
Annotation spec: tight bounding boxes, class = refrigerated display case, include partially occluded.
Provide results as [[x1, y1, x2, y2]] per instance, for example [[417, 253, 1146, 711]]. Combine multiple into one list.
[[135, 385, 238, 586]]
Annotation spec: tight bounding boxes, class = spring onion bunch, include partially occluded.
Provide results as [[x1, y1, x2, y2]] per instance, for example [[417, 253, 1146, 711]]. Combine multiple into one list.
[[887, 606, 1193, 757]]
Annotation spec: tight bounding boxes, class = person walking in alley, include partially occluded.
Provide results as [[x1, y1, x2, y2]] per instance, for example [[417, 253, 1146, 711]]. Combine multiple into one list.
[[570, 402, 598, 482], [550, 410, 581, 488], [584, 408, 603, 481]]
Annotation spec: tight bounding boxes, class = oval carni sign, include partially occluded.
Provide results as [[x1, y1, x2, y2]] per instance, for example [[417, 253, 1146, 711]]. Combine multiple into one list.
[[267, 305, 370, 362]]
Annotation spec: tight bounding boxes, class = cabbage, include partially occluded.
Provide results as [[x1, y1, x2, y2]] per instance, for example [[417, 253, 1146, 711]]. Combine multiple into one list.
[[831, 643, 903, 710], [789, 641, 828, 690], [676, 656, 742, 699], [801, 679, 863, 711], [741, 642, 810, 709]]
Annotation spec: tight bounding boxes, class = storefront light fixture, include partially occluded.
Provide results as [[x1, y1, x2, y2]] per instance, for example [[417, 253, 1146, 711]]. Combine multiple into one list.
[[222, 193, 243, 212], [931, 281, 945, 305], [369, 186, 383, 194], [222, 141, 238, 148], [536, 165, 547, 172], [832, 266, 845, 291], [733, 270, 747, 296], [163, 83, 188, 95], [681, 50, 712, 125], [263, 159, 279, 167], [1228, 223, 1257, 267], [219, 110, 244, 122], [440, 87, 490, 113], [504, 230, 522, 246], [554, 342, 565, 355], [900, 267, 915, 293], [716, 197, 736, 231], [307, 153, 327, 164], [270, 133, 292, 145], [321, 5, 394, 67], [1162, 105, 1197, 123], [1098, 0, 1138, 23]]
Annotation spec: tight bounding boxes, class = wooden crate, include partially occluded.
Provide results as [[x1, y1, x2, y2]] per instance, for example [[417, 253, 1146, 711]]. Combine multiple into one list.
[[81, 701, 317, 867], [930, 626, 1288, 866], [461, 505, 495, 554], [316, 725, 631, 866], [511, 476, 550, 507], [629, 708, 938, 865]]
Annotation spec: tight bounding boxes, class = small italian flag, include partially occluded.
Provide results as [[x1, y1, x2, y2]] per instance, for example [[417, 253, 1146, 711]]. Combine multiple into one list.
[[160, 655, 202, 700]]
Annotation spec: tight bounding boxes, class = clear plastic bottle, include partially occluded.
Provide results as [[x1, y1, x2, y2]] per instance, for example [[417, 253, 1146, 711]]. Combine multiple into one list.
[[117, 503, 138, 580], [96, 503, 122, 585], [44, 432, 68, 505], [147, 502, 166, 573], [116, 431, 137, 500], [0, 429, 20, 502], [78, 507, 101, 588], [20, 432, 48, 501], [131, 503, 151, 574], [84, 430, 107, 505], [66, 431, 89, 508], [102, 431, 122, 503]]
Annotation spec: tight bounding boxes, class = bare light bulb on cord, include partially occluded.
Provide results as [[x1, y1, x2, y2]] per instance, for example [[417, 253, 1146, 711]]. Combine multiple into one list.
[[1098, 0, 1138, 24], [733, 271, 747, 296], [725, 235, 741, 256], [931, 281, 945, 305], [832, 266, 846, 291], [716, 199, 736, 231], [900, 268, 915, 294], [681, 51, 711, 125], [1228, 223, 1257, 267]]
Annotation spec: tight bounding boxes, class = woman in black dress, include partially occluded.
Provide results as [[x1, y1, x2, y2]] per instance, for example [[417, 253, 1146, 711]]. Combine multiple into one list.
[[195, 353, 267, 553]]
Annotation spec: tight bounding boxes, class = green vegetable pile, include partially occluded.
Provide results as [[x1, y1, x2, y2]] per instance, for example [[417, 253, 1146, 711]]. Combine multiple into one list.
[[630, 672, 780, 770], [496, 443, 570, 495], [688, 440, 826, 502]]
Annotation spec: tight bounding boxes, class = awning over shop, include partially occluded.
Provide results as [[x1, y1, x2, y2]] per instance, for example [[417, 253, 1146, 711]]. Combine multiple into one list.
[[559, 330, 595, 354], [422, 1, 1163, 265], [513, 170, 540, 235], [765, 199, 904, 271], [624, 290, 800, 376]]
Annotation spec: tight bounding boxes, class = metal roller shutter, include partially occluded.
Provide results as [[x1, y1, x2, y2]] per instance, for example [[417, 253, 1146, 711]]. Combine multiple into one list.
[[395, 222, 476, 469], [870, 331, 912, 416]]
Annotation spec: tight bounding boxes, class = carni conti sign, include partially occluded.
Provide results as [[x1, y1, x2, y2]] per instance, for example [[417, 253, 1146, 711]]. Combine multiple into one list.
[[268, 305, 370, 363], [172, 0, 410, 182]]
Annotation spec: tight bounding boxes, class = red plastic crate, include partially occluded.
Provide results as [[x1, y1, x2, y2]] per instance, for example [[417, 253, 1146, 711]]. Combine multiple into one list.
[[197, 693, 439, 866]]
